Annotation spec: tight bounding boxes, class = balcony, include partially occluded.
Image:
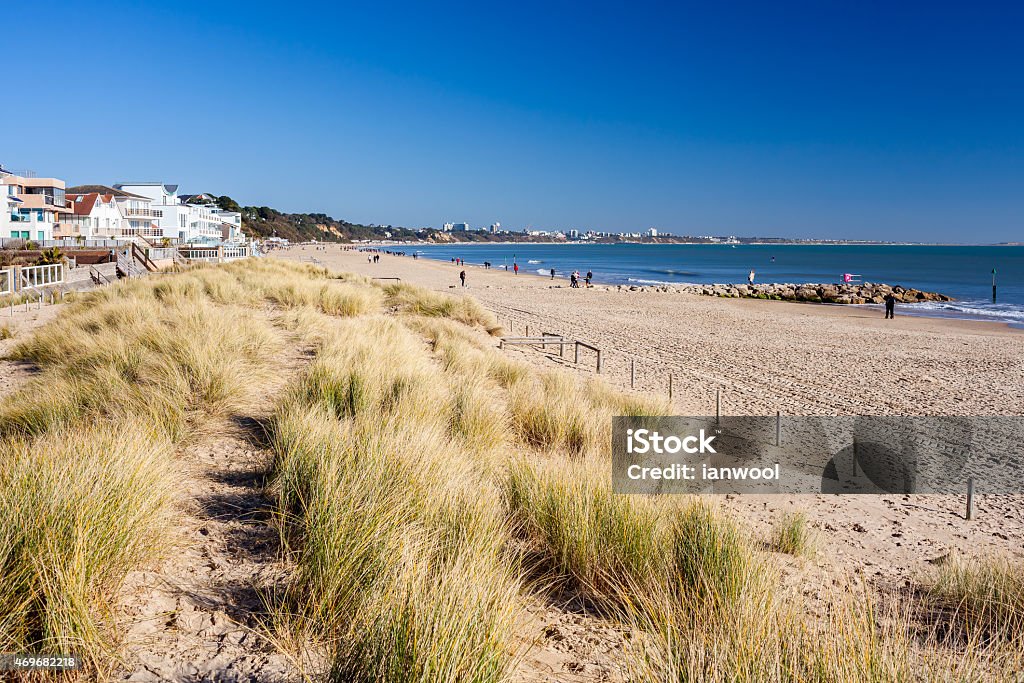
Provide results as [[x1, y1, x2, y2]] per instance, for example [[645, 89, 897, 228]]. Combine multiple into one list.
[[124, 208, 163, 219]]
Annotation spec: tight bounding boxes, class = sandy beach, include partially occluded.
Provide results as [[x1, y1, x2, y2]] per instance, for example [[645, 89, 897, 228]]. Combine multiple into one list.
[[280, 245, 1024, 592]]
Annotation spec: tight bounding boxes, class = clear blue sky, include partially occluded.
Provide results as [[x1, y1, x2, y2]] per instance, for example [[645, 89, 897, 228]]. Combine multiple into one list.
[[6, 1, 1022, 241]]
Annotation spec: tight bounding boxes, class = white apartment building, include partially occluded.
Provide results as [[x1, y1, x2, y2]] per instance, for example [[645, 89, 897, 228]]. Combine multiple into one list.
[[115, 182, 222, 242], [212, 208, 243, 241], [65, 185, 164, 239], [647, 228, 658, 237]]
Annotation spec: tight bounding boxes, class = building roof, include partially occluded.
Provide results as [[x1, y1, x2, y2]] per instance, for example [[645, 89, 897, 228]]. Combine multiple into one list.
[[66, 193, 116, 216], [114, 182, 178, 195], [66, 184, 147, 199], [179, 193, 215, 204]]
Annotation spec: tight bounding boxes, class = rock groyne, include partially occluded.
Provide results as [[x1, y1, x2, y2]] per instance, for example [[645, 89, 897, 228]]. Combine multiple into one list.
[[612, 282, 953, 304]]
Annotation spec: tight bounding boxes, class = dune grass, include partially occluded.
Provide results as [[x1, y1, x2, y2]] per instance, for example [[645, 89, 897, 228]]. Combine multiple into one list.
[[383, 281, 503, 334], [0, 424, 178, 663], [269, 313, 523, 681], [3, 256, 1018, 680], [928, 555, 1024, 646], [771, 510, 816, 557]]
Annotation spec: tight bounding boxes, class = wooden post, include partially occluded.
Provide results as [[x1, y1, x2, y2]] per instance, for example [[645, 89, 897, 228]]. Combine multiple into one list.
[[574, 342, 579, 364], [630, 359, 635, 388], [559, 339, 564, 358], [775, 411, 782, 447], [716, 389, 721, 423], [668, 373, 673, 400], [966, 478, 975, 521], [526, 324, 530, 337], [596, 349, 601, 374]]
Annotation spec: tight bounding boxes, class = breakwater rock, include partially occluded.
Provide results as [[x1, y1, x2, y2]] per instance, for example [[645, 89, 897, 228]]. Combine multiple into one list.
[[610, 282, 954, 304]]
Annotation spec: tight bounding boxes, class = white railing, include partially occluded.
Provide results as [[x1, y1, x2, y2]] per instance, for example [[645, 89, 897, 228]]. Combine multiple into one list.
[[19, 263, 64, 289], [178, 246, 250, 263], [146, 247, 178, 261], [123, 208, 163, 218], [179, 250, 221, 263], [0, 268, 12, 296]]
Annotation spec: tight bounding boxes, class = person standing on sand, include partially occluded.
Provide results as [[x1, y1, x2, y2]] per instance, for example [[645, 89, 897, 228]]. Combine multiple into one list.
[[514, 262, 519, 275], [550, 268, 556, 280], [884, 292, 897, 319], [748, 269, 755, 285], [586, 270, 593, 286], [459, 270, 466, 287]]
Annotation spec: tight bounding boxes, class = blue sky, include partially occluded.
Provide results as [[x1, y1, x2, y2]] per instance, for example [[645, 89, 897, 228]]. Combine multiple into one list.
[[5, 1, 1022, 241]]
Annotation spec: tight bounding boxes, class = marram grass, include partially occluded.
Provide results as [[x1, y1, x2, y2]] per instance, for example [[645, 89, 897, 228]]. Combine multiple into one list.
[[2, 256, 1019, 680]]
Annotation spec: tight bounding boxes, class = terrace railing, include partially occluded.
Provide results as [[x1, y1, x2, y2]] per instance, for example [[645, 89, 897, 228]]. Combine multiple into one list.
[[0, 268, 12, 296]]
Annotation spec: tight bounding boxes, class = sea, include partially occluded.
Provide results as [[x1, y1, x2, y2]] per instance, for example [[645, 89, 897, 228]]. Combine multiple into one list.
[[407, 243, 1024, 327]]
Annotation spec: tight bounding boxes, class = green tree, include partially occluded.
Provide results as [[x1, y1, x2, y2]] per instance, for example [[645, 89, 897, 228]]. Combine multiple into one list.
[[216, 195, 242, 213]]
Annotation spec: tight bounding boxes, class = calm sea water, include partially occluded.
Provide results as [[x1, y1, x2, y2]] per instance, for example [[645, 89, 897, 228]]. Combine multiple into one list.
[[409, 243, 1024, 326]]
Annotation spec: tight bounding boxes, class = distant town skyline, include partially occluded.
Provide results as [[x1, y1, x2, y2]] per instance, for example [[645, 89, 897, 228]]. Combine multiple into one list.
[[6, 1, 1023, 242]]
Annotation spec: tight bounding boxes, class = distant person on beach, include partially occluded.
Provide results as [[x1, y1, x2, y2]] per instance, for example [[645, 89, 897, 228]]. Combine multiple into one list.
[[585, 270, 593, 286], [550, 268, 556, 280], [748, 269, 755, 285], [884, 292, 897, 319], [459, 270, 466, 287], [513, 262, 519, 275], [570, 271, 580, 288]]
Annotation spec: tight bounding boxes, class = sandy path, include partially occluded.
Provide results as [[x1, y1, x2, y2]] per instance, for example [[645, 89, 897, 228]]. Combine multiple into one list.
[[114, 321, 312, 683], [280, 246, 1024, 593]]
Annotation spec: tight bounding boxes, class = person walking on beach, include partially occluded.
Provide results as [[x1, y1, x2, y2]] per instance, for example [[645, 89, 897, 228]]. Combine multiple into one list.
[[459, 270, 466, 287], [748, 269, 755, 285], [884, 292, 897, 319], [585, 270, 593, 287], [550, 268, 556, 280], [513, 262, 519, 275], [570, 271, 579, 288]]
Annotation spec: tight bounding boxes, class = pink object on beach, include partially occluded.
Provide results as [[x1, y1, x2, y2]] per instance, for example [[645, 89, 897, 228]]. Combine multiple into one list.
[[843, 273, 852, 283]]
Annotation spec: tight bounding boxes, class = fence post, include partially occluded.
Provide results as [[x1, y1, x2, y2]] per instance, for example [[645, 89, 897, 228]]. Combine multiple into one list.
[[775, 411, 782, 447], [596, 349, 601, 374], [574, 342, 579, 364], [526, 324, 530, 337], [559, 339, 564, 358], [630, 359, 635, 389], [716, 389, 721, 423], [966, 478, 975, 521], [668, 373, 673, 400]]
